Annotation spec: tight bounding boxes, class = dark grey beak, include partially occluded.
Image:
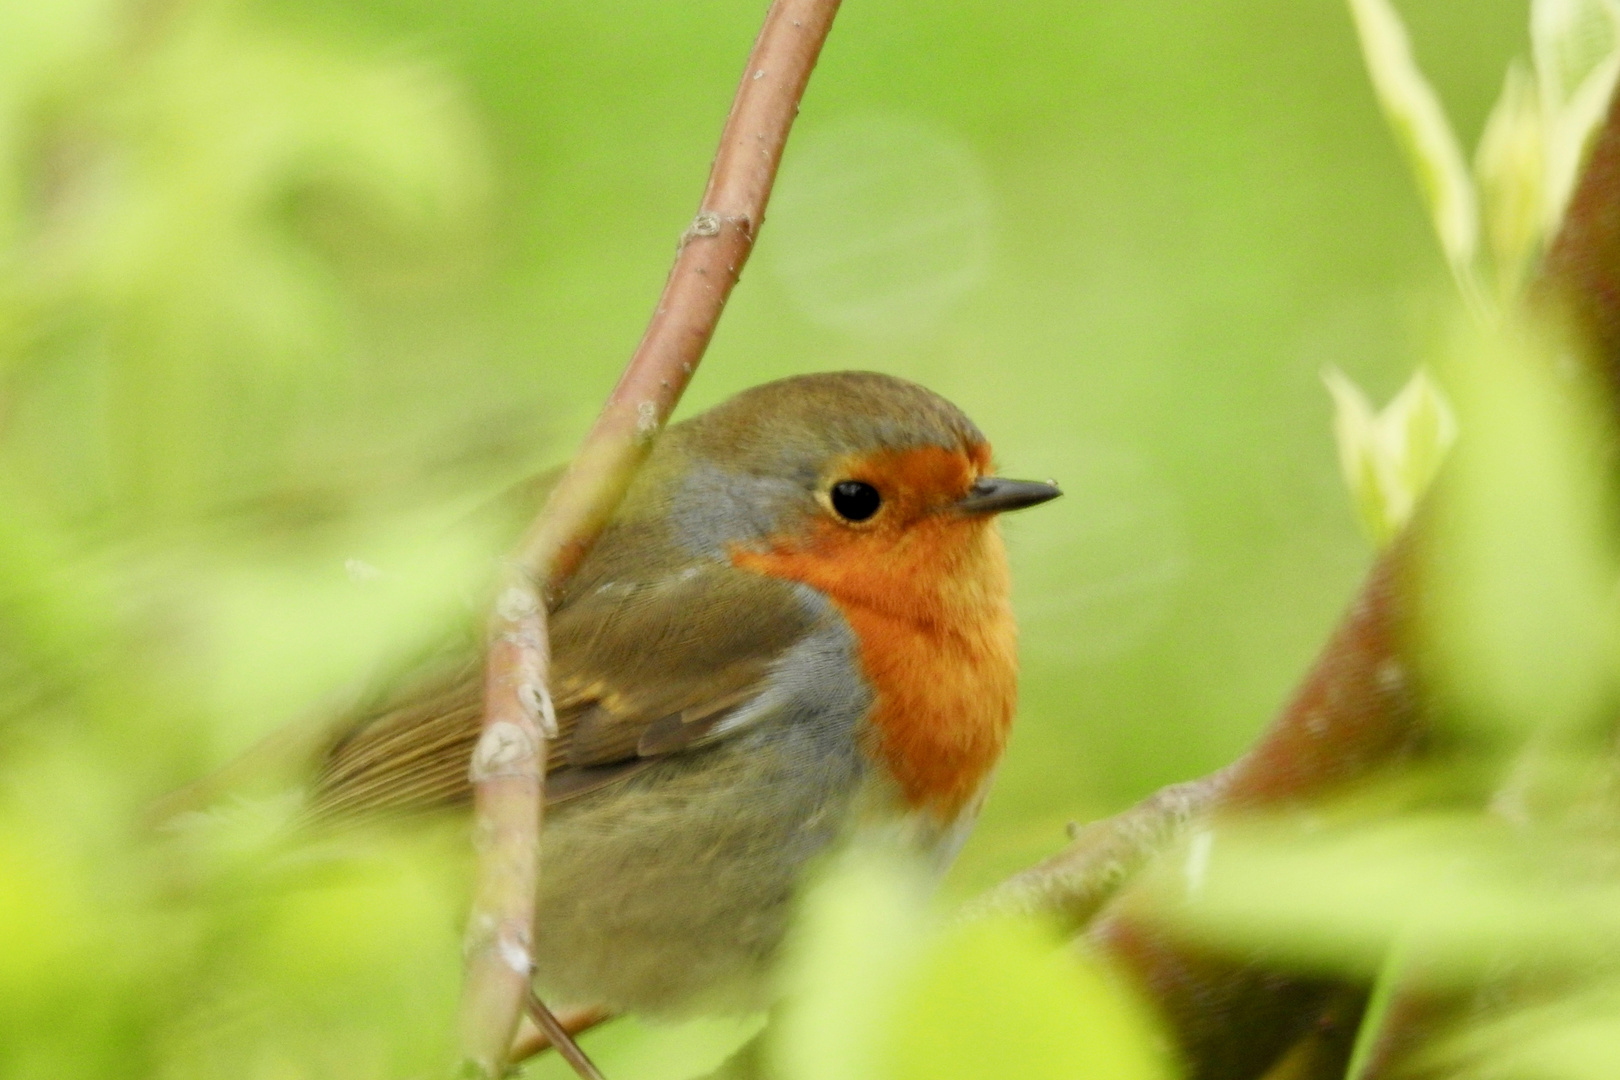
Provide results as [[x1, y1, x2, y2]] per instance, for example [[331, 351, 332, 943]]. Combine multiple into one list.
[[956, 476, 1062, 515]]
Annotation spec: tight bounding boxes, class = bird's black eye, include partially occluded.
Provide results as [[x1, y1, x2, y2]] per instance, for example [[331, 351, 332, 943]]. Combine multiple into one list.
[[829, 480, 882, 522]]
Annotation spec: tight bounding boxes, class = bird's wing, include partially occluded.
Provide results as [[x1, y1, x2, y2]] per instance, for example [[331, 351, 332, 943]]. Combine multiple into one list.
[[308, 562, 820, 820]]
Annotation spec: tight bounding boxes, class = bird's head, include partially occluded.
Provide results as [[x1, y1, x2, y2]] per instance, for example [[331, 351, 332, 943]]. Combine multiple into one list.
[[636, 371, 1059, 617]]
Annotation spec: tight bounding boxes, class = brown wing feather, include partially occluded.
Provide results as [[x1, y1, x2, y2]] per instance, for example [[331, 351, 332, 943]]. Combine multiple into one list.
[[309, 561, 813, 821]]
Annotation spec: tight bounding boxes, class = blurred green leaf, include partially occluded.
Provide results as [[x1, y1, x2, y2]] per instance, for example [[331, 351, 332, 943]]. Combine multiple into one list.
[[1423, 320, 1617, 748], [771, 845, 932, 1080], [1133, 803, 1620, 982], [1429, 977, 1620, 1080], [0, 0, 489, 523], [772, 845, 1169, 1080], [882, 918, 1170, 1080]]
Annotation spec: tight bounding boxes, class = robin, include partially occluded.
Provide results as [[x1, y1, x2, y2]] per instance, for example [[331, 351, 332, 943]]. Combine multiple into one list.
[[311, 370, 1059, 1018]]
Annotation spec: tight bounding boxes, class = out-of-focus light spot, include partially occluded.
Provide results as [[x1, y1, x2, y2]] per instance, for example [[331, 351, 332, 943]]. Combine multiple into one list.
[[344, 558, 383, 582], [1012, 442, 1188, 664], [767, 113, 993, 337]]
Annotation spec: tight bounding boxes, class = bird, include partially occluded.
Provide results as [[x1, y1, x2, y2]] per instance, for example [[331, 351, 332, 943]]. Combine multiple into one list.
[[309, 370, 1059, 1019]]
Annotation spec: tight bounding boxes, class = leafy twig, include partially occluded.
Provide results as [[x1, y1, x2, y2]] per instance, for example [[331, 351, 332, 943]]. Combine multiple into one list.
[[456, 2, 844, 1075], [963, 72, 1620, 1080], [1320, 81, 1620, 1080]]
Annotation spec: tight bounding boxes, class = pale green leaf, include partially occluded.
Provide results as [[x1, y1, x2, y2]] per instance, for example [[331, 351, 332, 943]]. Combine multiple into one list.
[[1325, 366, 1393, 542], [1348, 0, 1479, 279], [1324, 366, 1457, 546], [1476, 62, 1547, 295], [1385, 367, 1459, 509], [1430, 978, 1620, 1080], [1532, 0, 1620, 108]]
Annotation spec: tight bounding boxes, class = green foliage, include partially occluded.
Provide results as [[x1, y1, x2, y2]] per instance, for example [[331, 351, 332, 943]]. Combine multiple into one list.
[[768, 847, 1168, 1080], [881, 919, 1168, 1080], [1117, 7, 1620, 1078], [0, 1, 499, 1075], [1423, 320, 1618, 748], [1350, 0, 1620, 304], [3, 0, 1604, 1077]]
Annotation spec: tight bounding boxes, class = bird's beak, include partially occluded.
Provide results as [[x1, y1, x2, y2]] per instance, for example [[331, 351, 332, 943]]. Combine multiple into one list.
[[955, 476, 1062, 516]]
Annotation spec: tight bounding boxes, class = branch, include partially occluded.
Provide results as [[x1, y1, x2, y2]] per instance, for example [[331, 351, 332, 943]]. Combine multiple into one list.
[[969, 539, 1422, 932], [508, 1006, 614, 1068], [961, 773, 1228, 931], [526, 993, 608, 1080], [457, 2, 843, 1074]]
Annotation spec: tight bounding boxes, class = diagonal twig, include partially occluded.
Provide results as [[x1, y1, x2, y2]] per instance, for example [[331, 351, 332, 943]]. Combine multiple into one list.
[[526, 993, 608, 1080], [509, 1006, 615, 1068], [959, 772, 1230, 931], [456, 2, 844, 1075]]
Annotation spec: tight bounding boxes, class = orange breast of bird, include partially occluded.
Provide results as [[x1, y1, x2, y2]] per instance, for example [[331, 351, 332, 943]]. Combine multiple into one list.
[[731, 445, 1020, 821]]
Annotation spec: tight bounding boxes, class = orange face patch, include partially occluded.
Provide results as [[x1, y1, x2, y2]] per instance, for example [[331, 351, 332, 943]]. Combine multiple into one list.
[[731, 443, 1018, 820], [820, 443, 990, 526]]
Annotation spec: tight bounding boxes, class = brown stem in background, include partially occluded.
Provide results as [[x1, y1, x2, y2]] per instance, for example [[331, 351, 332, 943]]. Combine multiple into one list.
[[457, 2, 843, 1075], [1542, 84, 1620, 413]]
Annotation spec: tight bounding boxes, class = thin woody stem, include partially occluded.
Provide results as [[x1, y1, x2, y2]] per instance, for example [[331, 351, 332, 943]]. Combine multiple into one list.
[[509, 1006, 615, 1067], [959, 773, 1229, 930], [457, 2, 843, 1075], [526, 993, 608, 1080]]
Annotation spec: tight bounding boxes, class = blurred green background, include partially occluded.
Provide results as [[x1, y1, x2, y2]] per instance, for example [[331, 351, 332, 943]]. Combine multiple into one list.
[[0, 0, 1544, 1077]]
